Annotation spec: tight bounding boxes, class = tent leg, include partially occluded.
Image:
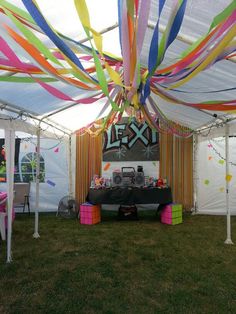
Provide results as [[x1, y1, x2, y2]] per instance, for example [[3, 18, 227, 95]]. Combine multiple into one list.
[[68, 135, 73, 199], [192, 133, 198, 215], [5, 129, 15, 263], [224, 124, 233, 245], [33, 127, 40, 239]]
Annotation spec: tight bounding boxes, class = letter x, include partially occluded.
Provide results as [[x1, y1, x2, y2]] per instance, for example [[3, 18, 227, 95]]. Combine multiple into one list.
[[128, 123, 148, 148]]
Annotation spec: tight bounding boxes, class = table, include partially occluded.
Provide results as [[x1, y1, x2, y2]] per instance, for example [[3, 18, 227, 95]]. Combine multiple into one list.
[[87, 187, 172, 206]]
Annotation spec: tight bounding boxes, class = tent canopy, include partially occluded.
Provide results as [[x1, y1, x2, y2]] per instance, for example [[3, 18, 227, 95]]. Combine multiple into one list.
[[0, 0, 235, 134]]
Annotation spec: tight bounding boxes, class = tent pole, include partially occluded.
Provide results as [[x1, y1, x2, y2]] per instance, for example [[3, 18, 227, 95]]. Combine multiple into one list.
[[5, 129, 15, 263], [68, 135, 73, 198], [192, 133, 198, 214], [224, 123, 233, 245], [33, 126, 40, 239]]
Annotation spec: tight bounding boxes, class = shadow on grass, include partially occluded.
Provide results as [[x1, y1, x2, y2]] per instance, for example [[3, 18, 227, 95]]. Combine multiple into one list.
[[101, 209, 160, 223]]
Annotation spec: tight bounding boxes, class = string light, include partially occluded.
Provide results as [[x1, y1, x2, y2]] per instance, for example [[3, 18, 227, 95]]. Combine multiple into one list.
[[208, 139, 236, 167]]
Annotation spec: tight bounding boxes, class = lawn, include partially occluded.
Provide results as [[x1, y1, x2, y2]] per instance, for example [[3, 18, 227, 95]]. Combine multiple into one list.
[[0, 211, 236, 314]]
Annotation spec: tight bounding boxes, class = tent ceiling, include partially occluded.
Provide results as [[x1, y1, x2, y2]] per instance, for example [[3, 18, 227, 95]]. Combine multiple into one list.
[[0, 0, 235, 134]]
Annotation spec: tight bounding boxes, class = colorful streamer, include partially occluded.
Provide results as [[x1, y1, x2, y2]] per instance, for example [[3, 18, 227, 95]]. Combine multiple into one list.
[[0, 0, 235, 136]]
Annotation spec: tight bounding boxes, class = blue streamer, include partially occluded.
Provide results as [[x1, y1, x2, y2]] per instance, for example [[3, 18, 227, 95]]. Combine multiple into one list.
[[22, 0, 97, 83], [162, 0, 187, 62], [117, 0, 123, 54], [142, 0, 166, 103], [159, 85, 236, 94]]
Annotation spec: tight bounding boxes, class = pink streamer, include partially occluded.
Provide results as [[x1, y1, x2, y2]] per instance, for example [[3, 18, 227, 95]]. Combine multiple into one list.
[[121, 1, 130, 86]]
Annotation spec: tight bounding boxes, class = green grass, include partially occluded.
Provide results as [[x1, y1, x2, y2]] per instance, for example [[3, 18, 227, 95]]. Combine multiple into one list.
[[1, 211, 236, 314]]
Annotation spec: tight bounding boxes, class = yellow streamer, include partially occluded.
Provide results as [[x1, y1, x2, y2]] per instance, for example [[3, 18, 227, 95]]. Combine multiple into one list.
[[74, 0, 123, 88], [168, 24, 236, 90]]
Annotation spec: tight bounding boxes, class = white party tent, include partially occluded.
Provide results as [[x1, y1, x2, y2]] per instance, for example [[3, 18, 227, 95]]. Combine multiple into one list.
[[0, 0, 235, 262]]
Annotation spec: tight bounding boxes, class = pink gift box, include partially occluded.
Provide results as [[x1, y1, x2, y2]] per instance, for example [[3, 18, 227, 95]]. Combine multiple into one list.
[[162, 204, 172, 213], [161, 216, 172, 224], [161, 203, 182, 225], [80, 203, 101, 225]]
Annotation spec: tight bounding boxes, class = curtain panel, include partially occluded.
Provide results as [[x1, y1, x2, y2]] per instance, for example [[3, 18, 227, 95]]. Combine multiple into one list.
[[75, 132, 102, 205], [160, 133, 193, 211]]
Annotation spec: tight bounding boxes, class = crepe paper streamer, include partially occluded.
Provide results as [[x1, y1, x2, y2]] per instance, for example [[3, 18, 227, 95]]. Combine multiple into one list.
[[0, 0, 35, 24], [179, 2, 235, 60], [128, 0, 151, 97], [167, 11, 235, 78], [46, 179, 56, 187], [157, 21, 222, 75], [155, 14, 235, 87], [0, 76, 57, 83], [4, 25, 96, 90], [208, 156, 212, 160], [204, 179, 210, 185], [78, 1, 122, 89], [208, 0, 236, 33], [218, 159, 225, 165], [225, 174, 232, 182], [5, 8, 62, 66], [147, 0, 166, 76], [0, 34, 102, 103], [219, 187, 225, 192], [0, 0, 235, 137], [74, 0, 122, 88], [142, 0, 165, 103], [22, 0, 97, 84], [151, 85, 236, 111], [103, 163, 111, 171], [163, 86, 236, 95], [74, 1, 121, 111], [168, 23, 236, 90], [54, 147, 59, 153], [158, 0, 187, 66], [147, 96, 193, 137], [0, 55, 42, 73], [95, 87, 121, 120]]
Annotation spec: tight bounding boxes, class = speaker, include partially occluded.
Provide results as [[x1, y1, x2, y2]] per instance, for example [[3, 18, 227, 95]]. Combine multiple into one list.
[[112, 172, 123, 186], [135, 172, 144, 187]]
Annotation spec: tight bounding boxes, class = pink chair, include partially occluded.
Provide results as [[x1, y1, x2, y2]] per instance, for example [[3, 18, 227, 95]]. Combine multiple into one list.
[[0, 192, 15, 240], [0, 192, 7, 240]]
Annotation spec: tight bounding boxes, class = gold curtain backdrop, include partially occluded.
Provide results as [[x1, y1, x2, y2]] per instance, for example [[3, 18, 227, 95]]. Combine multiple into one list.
[[75, 127, 193, 211], [160, 133, 193, 211], [75, 132, 103, 205]]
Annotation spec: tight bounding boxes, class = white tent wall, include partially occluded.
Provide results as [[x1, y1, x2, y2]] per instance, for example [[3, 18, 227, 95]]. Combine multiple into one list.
[[0, 130, 70, 212], [29, 138, 69, 212], [196, 123, 236, 215]]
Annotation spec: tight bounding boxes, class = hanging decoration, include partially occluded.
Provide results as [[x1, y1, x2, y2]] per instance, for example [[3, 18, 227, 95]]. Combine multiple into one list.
[[208, 139, 236, 167], [0, 0, 235, 136]]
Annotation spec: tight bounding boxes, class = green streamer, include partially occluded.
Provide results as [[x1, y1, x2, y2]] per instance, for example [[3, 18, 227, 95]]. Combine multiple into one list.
[[0, 0, 35, 24], [5, 9, 62, 66], [181, 1, 236, 58], [209, 1, 236, 32], [0, 76, 57, 83]]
